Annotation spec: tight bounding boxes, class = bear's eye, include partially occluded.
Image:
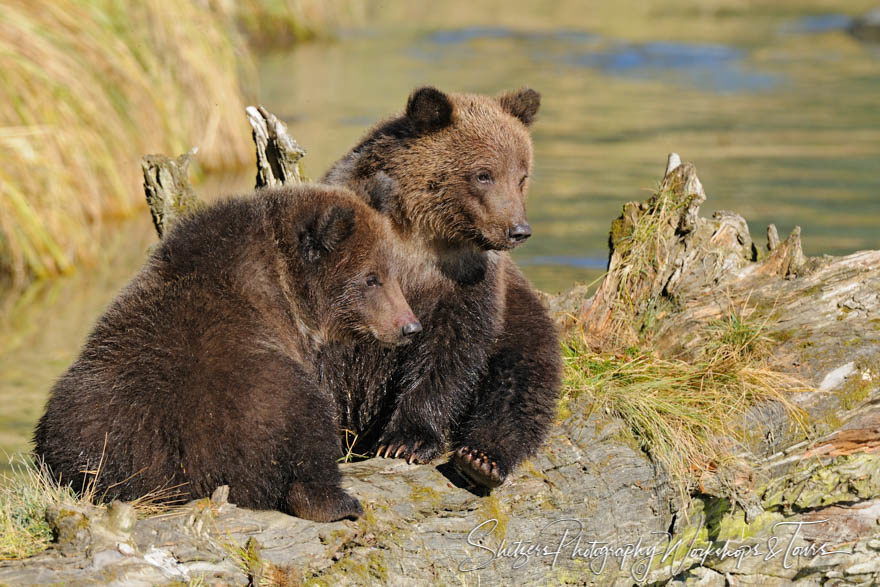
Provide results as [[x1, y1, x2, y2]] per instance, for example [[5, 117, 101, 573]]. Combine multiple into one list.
[[365, 274, 382, 287], [519, 175, 528, 190], [475, 171, 493, 184]]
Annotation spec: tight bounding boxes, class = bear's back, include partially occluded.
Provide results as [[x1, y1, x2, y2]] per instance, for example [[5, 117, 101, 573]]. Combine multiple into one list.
[[33, 194, 296, 498]]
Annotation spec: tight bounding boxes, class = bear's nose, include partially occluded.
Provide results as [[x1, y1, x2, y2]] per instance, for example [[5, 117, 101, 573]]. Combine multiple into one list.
[[507, 223, 532, 244], [401, 321, 423, 337]]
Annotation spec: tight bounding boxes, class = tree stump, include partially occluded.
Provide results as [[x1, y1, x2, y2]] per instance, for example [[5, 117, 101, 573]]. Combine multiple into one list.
[[140, 149, 203, 238], [246, 105, 306, 189]]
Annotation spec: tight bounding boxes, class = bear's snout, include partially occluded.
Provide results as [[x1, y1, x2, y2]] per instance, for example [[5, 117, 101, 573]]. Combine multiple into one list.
[[392, 311, 422, 343], [401, 320, 422, 338], [368, 281, 422, 345], [507, 222, 532, 245]]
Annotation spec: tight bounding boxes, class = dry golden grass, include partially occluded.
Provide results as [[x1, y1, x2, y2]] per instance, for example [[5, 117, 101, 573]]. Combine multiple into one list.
[[230, 0, 351, 48], [560, 306, 809, 500], [0, 0, 342, 288], [0, 0, 256, 284]]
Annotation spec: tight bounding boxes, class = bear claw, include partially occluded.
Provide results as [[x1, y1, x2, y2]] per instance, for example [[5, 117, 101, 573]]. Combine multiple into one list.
[[376, 440, 425, 464], [452, 446, 506, 488]]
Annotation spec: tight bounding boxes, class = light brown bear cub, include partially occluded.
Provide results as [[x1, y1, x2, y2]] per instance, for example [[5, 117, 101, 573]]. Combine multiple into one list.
[[322, 87, 562, 489], [34, 184, 419, 522]]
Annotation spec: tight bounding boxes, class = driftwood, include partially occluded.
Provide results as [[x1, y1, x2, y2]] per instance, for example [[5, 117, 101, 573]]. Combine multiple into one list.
[[141, 105, 305, 240], [5, 119, 879, 584], [140, 149, 203, 238], [246, 105, 306, 189]]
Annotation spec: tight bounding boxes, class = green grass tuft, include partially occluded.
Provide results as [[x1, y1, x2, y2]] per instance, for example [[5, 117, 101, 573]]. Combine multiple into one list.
[[705, 306, 772, 362], [0, 455, 75, 560], [0, 450, 183, 560]]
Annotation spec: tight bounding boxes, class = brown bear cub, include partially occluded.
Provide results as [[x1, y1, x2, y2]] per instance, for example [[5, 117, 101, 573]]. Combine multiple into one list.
[[323, 86, 562, 488], [34, 184, 420, 522]]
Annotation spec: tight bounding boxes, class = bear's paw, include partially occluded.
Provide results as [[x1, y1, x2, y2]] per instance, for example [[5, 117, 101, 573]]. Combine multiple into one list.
[[376, 432, 443, 465], [452, 446, 508, 488], [287, 482, 364, 522]]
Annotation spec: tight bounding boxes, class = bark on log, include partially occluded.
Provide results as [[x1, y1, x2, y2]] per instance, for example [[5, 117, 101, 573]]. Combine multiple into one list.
[[141, 106, 305, 240], [246, 105, 306, 189], [141, 149, 202, 238], [7, 128, 879, 584]]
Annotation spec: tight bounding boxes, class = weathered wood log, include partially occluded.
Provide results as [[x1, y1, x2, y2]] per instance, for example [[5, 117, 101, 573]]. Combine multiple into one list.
[[577, 153, 758, 351], [561, 152, 879, 447], [141, 149, 203, 238], [9, 131, 878, 583], [246, 104, 306, 189], [142, 106, 305, 240], [0, 399, 679, 584]]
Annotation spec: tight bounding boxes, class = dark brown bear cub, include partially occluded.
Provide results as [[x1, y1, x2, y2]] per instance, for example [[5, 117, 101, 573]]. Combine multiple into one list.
[[34, 184, 419, 522], [322, 86, 562, 488]]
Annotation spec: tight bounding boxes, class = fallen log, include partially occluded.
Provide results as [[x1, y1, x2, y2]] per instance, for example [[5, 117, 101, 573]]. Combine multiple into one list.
[[570, 154, 879, 450], [4, 115, 878, 584]]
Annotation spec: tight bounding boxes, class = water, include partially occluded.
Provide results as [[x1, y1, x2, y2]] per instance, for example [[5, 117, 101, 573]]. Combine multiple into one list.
[[3, 2, 880, 464], [259, 3, 880, 294]]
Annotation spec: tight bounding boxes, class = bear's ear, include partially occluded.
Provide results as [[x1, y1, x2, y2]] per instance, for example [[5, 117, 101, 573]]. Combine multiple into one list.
[[405, 87, 453, 132], [497, 87, 541, 126], [301, 205, 356, 262]]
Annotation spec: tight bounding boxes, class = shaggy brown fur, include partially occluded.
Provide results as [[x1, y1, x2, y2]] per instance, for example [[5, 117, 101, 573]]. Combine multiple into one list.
[[34, 184, 420, 522], [323, 86, 562, 488]]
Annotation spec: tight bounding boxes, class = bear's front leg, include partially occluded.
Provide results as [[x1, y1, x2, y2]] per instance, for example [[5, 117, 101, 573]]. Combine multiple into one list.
[[375, 319, 490, 464], [452, 272, 561, 488], [278, 369, 363, 522], [375, 397, 448, 465]]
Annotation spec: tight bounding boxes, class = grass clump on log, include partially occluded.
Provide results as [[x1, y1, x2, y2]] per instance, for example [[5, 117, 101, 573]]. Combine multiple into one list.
[[603, 186, 692, 347], [0, 0, 342, 289], [560, 306, 808, 500], [0, 457, 73, 560], [0, 452, 181, 561]]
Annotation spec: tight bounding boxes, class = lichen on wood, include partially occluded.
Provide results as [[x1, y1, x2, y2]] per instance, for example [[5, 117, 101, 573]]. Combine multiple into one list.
[[141, 149, 204, 238]]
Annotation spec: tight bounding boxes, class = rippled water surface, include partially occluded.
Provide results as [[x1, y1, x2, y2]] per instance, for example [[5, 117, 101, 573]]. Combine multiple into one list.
[[2, 2, 879, 464], [260, 3, 880, 292]]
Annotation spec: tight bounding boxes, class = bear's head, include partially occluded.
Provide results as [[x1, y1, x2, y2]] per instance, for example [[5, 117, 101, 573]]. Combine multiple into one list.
[[272, 185, 420, 345], [380, 86, 540, 251]]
